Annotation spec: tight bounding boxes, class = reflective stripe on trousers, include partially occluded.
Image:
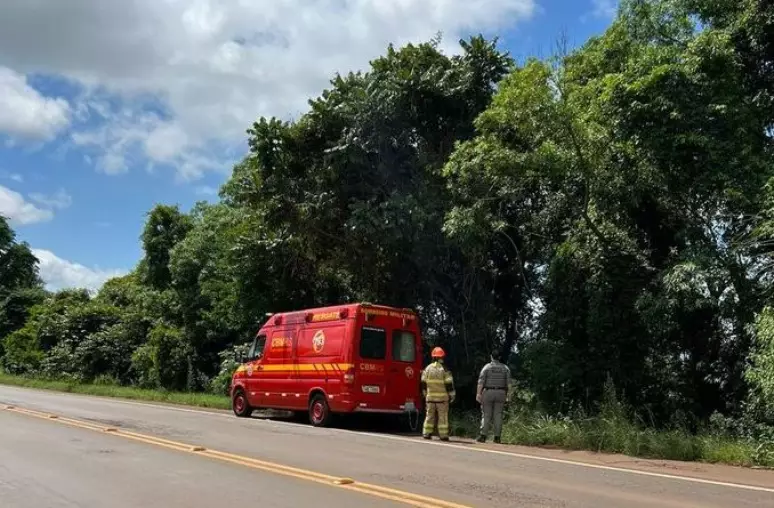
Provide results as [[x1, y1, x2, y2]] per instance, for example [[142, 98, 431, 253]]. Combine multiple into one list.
[[423, 401, 449, 438]]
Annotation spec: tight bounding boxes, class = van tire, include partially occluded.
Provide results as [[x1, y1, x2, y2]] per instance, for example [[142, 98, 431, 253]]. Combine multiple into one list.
[[309, 394, 333, 427], [232, 388, 253, 418]]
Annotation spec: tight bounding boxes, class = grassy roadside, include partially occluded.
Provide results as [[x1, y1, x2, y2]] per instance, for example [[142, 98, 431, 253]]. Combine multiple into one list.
[[449, 410, 774, 468], [0, 373, 230, 410], [2, 373, 771, 468]]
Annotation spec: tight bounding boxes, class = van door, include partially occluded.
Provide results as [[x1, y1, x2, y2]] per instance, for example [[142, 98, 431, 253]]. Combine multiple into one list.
[[262, 329, 293, 408], [296, 323, 346, 404], [388, 329, 420, 411], [244, 334, 267, 407], [356, 326, 388, 406]]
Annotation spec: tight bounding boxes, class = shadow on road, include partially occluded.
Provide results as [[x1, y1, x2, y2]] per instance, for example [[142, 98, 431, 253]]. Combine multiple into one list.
[[253, 409, 423, 437]]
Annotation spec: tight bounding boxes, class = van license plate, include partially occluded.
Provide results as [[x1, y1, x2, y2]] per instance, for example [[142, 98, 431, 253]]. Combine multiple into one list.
[[362, 385, 380, 393]]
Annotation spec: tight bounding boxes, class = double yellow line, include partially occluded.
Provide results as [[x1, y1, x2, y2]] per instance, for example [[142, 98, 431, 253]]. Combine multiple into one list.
[[3, 404, 469, 508]]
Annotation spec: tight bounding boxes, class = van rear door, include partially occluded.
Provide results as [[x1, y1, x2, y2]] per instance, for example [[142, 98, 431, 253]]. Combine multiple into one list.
[[387, 329, 420, 411], [356, 323, 421, 411], [356, 326, 388, 406]]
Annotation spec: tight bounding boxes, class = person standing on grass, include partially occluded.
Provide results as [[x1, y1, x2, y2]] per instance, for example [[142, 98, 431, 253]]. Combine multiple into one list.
[[476, 349, 511, 444]]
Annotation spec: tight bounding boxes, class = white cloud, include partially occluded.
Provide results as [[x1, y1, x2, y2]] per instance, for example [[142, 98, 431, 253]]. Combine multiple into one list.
[[0, 66, 71, 141], [31, 248, 125, 292], [591, 0, 617, 19], [0, 0, 535, 180], [0, 171, 24, 183], [0, 185, 54, 225], [29, 188, 72, 210], [195, 185, 218, 196]]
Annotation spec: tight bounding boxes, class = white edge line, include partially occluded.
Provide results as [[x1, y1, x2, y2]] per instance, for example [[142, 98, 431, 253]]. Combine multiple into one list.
[[360, 433, 774, 494], [4, 386, 774, 494]]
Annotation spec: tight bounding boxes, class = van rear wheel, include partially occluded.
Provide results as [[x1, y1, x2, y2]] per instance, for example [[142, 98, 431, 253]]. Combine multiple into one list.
[[309, 394, 333, 427], [232, 389, 253, 418]]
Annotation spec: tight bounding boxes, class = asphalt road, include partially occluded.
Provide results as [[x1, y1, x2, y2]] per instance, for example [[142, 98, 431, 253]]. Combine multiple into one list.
[[0, 409, 399, 508], [1, 385, 773, 507]]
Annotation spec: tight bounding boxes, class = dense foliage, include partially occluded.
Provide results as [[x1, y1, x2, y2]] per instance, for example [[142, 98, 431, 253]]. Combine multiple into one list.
[[2, 1, 774, 438]]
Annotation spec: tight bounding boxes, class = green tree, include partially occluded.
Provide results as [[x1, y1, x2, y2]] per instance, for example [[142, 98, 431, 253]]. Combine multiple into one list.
[[139, 205, 193, 290], [131, 323, 190, 390], [443, 2, 773, 420], [748, 308, 774, 421], [220, 36, 514, 393], [0, 287, 46, 348], [1, 326, 43, 374], [0, 216, 43, 353], [0, 216, 41, 298]]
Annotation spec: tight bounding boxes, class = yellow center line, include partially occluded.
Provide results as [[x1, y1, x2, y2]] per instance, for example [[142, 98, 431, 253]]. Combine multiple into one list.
[[3, 404, 470, 508]]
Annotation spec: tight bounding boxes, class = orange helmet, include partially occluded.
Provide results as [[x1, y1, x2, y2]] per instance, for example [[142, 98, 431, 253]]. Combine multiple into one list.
[[431, 347, 446, 359]]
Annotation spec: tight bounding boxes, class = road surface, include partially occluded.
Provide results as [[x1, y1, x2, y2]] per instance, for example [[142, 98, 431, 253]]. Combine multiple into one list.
[[0, 408, 400, 508], [1, 385, 773, 507]]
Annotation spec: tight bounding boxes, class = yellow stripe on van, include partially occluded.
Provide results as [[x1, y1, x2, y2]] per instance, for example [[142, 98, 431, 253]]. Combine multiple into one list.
[[256, 363, 354, 373]]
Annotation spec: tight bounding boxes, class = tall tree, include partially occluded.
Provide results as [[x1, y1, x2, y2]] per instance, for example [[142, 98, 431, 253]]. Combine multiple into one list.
[[443, 2, 773, 419], [139, 205, 193, 291], [0, 216, 41, 298], [0, 216, 43, 357], [221, 36, 514, 392]]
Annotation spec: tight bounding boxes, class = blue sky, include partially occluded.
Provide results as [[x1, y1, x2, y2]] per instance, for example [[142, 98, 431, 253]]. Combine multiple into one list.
[[0, 0, 617, 291]]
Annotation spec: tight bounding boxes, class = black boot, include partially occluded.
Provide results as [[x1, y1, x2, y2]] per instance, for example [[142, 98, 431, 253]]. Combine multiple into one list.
[[423, 434, 432, 440], [493, 436, 501, 444], [476, 435, 486, 443]]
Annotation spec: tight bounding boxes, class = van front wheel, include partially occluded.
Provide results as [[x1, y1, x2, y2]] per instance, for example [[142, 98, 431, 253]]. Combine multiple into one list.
[[232, 389, 253, 418], [309, 394, 333, 427]]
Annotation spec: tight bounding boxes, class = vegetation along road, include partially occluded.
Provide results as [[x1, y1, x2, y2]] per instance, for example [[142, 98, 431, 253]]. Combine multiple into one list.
[[1, 385, 773, 507]]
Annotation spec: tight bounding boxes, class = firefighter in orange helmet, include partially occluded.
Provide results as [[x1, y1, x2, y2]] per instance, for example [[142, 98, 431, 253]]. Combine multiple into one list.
[[421, 346, 455, 441]]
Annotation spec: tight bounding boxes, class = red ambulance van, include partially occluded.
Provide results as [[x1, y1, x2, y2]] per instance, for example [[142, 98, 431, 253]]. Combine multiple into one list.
[[230, 303, 423, 427]]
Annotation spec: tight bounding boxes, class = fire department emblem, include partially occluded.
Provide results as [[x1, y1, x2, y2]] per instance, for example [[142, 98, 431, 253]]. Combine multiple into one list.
[[246, 365, 253, 376], [405, 366, 414, 379], [312, 330, 325, 353]]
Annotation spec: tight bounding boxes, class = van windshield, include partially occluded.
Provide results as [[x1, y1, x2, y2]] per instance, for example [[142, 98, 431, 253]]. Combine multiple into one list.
[[360, 327, 386, 359]]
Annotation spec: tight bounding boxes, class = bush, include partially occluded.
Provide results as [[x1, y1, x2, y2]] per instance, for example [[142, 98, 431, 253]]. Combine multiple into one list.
[[131, 324, 190, 390], [92, 374, 119, 386], [209, 343, 251, 395], [1, 326, 43, 374]]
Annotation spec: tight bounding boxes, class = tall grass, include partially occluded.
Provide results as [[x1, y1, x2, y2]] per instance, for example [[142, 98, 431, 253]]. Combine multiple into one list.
[[449, 379, 774, 469], [448, 408, 771, 467]]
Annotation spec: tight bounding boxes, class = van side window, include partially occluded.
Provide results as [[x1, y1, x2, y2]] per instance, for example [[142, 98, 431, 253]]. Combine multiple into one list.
[[360, 327, 386, 360], [392, 331, 416, 362]]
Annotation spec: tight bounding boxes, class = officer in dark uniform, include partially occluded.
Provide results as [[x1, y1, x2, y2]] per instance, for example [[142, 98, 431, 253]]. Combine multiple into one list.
[[476, 349, 511, 443]]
